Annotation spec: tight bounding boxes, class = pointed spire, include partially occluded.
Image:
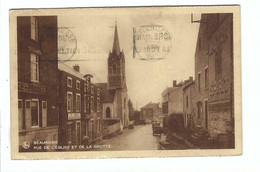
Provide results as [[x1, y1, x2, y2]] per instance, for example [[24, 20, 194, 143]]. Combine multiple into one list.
[[112, 21, 120, 56]]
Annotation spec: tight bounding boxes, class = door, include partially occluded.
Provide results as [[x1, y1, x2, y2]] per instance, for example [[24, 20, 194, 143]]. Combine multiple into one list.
[[76, 122, 81, 145], [205, 101, 208, 129], [18, 100, 23, 130], [25, 100, 31, 129], [42, 101, 47, 127], [89, 120, 94, 141]]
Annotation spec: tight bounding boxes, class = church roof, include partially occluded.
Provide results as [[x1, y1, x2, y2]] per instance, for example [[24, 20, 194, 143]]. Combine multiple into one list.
[[112, 23, 120, 56], [96, 83, 116, 103]]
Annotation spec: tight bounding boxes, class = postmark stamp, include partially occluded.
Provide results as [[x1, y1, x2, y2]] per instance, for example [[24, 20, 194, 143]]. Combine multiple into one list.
[[58, 27, 77, 61], [133, 25, 171, 60]]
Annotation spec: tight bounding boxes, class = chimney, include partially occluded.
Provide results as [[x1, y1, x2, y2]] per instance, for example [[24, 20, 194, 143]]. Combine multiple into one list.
[[173, 80, 177, 87], [189, 76, 193, 81], [73, 65, 80, 72]]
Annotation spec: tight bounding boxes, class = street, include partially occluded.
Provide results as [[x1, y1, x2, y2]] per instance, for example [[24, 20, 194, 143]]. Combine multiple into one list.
[[98, 124, 160, 151]]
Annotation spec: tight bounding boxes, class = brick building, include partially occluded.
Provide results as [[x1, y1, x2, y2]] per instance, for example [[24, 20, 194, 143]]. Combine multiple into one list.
[[193, 14, 234, 147], [17, 16, 59, 151], [58, 63, 102, 146]]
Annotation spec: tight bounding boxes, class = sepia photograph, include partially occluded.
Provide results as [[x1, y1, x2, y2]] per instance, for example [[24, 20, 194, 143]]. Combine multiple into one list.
[[9, 6, 241, 159]]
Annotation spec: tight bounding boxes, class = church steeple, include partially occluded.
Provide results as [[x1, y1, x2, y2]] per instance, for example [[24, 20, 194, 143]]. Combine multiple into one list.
[[112, 22, 120, 56], [107, 21, 126, 90]]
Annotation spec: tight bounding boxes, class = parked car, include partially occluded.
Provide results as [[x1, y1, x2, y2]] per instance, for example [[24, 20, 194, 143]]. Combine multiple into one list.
[[152, 122, 164, 136]]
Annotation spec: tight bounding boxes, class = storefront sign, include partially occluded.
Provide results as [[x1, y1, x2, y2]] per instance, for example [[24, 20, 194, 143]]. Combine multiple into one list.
[[68, 113, 81, 120], [18, 82, 46, 94]]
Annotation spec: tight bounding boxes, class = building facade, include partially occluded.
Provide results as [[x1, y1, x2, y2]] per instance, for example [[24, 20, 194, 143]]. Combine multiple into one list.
[[193, 14, 234, 147], [162, 78, 193, 116], [17, 16, 59, 151], [193, 16, 211, 130], [207, 14, 234, 142], [58, 64, 102, 146], [183, 81, 195, 129]]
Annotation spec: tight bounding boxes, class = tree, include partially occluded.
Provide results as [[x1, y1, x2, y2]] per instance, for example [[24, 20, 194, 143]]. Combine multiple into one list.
[[128, 98, 134, 121]]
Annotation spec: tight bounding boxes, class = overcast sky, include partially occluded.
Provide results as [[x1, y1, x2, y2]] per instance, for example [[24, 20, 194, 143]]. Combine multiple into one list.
[[58, 8, 200, 109]]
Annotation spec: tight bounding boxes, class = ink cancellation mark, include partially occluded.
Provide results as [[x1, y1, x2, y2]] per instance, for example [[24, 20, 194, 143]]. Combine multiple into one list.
[[58, 27, 78, 62], [133, 25, 171, 61]]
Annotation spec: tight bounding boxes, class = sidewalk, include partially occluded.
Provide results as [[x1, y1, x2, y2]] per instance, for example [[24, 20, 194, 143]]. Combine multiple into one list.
[[159, 132, 198, 150]]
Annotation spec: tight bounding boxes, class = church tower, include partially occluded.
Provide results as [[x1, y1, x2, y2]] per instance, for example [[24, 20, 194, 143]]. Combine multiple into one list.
[[107, 22, 126, 90]]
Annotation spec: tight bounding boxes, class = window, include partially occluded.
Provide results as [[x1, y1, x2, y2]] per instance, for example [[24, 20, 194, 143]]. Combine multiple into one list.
[[30, 16, 38, 41], [205, 68, 208, 88], [31, 100, 39, 127], [76, 94, 81, 112], [91, 86, 94, 94], [31, 53, 39, 82], [67, 77, 72, 88], [97, 89, 100, 96], [84, 95, 87, 113], [76, 80, 80, 90], [97, 98, 100, 112], [198, 73, 201, 90], [67, 92, 73, 112], [106, 107, 111, 118], [91, 96, 94, 111]]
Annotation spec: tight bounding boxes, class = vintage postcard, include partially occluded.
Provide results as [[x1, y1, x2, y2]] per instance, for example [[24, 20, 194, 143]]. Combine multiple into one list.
[[10, 6, 241, 159]]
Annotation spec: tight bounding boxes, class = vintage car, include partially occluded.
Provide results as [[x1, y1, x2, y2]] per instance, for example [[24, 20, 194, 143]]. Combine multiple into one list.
[[152, 122, 164, 136]]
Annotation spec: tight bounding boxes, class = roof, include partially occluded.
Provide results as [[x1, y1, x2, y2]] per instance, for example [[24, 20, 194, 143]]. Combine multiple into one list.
[[112, 23, 120, 56], [58, 62, 85, 80], [141, 102, 158, 110], [183, 81, 195, 91], [96, 83, 115, 103], [161, 87, 178, 96]]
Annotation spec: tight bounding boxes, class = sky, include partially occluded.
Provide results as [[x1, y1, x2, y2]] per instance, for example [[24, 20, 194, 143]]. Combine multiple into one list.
[[58, 8, 200, 110]]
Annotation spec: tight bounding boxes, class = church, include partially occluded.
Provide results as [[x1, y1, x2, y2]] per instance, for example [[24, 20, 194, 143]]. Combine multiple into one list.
[[97, 22, 129, 136]]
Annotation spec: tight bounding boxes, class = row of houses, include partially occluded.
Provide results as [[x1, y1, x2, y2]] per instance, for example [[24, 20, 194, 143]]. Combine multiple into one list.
[[17, 16, 129, 151], [161, 13, 234, 148]]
